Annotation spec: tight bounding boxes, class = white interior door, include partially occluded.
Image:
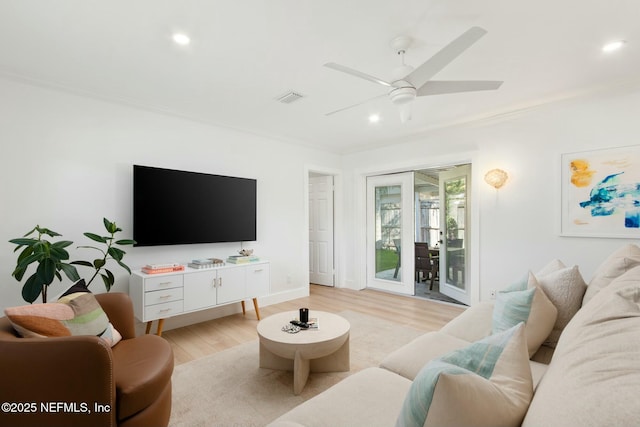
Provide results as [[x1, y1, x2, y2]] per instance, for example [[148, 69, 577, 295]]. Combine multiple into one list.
[[366, 173, 415, 295], [309, 175, 334, 286], [438, 165, 471, 305]]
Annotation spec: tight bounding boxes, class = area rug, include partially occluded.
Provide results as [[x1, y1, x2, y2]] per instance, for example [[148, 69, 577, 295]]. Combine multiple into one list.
[[169, 310, 425, 427]]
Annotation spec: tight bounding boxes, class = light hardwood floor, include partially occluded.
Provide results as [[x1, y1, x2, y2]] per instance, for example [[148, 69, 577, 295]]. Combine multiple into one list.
[[162, 284, 466, 366]]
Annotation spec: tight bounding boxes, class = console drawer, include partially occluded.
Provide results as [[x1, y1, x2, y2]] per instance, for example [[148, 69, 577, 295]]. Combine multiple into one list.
[[144, 300, 183, 321], [144, 275, 184, 292], [145, 287, 184, 306]]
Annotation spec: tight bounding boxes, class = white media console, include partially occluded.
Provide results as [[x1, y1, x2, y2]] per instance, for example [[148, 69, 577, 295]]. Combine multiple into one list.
[[129, 261, 270, 335]]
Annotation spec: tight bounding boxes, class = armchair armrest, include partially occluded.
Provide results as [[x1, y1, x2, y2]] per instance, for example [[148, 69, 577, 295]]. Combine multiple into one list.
[[0, 319, 116, 427], [95, 292, 136, 340]]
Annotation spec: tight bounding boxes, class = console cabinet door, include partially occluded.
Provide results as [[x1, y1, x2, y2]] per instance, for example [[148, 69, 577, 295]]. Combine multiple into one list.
[[246, 263, 270, 298], [217, 266, 246, 304], [183, 270, 217, 312]]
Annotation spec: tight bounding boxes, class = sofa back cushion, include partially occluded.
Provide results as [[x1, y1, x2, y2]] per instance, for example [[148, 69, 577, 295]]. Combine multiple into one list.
[[522, 266, 640, 427], [582, 243, 640, 306]]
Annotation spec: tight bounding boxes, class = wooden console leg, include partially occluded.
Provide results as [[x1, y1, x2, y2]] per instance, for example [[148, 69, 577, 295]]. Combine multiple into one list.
[[156, 318, 165, 337], [253, 297, 261, 320], [145, 321, 152, 334], [241, 300, 246, 316]]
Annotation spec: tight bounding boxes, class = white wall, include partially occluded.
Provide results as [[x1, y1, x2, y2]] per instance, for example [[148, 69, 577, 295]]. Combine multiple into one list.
[[0, 78, 341, 329], [341, 86, 640, 301]]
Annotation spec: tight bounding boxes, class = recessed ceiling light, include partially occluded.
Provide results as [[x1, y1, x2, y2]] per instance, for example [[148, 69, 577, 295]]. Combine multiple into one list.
[[368, 114, 380, 123], [172, 33, 191, 46], [602, 40, 625, 53]]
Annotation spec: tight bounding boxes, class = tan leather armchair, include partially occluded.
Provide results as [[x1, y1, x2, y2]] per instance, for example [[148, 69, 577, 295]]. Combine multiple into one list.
[[0, 292, 174, 427]]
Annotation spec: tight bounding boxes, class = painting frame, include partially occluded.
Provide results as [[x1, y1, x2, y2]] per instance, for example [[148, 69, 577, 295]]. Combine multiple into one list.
[[561, 145, 640, 238]]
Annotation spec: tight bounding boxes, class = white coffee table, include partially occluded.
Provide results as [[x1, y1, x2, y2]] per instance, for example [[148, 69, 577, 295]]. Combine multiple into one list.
[[257, 311, 350, 395]]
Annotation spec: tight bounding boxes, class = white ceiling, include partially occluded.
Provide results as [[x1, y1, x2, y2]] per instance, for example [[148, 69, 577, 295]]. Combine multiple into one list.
[[0, 0, 638, 154]]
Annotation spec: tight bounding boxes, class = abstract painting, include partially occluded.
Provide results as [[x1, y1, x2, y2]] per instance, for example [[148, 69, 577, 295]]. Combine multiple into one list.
[[561, 145, 640, 238]]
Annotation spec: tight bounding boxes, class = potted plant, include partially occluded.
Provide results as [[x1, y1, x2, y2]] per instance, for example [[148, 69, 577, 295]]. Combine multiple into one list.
[[9, 218, 136, 303]]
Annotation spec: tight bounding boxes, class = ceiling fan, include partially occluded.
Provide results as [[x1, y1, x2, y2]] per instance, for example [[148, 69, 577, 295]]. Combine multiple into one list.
[[324, 26, 503, 122]]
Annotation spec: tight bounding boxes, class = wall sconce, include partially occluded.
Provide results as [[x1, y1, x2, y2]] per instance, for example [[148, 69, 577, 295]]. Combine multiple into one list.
[[484, 168, 509, 189]]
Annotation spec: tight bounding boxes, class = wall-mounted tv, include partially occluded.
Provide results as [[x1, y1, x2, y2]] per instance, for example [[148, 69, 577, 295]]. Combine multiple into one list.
[[133, 165, 257, 246]]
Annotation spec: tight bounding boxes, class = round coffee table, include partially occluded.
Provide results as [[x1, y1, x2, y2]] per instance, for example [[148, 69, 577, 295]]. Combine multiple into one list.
[[257, 311, 350, 395]]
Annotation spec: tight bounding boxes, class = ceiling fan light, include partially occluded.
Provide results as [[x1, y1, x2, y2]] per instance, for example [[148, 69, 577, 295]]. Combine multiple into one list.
[[602, 40, 625, 52], [368, 114, 380, 123], [389, 86, 416, 105], [172, 33, 191, 46]]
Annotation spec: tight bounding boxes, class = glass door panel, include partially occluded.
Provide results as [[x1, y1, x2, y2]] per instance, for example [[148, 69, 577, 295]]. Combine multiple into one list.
[[439, 165, 471, 305], [367, 173, 414, 295]]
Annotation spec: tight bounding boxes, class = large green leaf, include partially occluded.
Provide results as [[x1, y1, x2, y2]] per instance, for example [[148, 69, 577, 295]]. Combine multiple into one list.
[[51, 240, 74, 249], [16, 246, 34, 264], [70, 260, 93, 267], [16, 252, 44, 272], [115, 239, 136, 246], [12, 265, 26, 281], [108, 246, 125, 261], [100, 272, 114, 291], [49, 246, 70, 261], [117, 260, 132, 274], [36, 258, 56, 285], [84, 233, 107, 243], [22, 275, 43, 304], [9, 238, 39, 247], [59, 263, 80, 282]]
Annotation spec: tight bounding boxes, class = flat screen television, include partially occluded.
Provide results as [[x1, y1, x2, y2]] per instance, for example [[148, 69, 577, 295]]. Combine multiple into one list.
[[133, 165, 257, 246]]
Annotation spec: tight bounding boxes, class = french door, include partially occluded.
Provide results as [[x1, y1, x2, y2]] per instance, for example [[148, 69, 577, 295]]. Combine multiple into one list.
[[438, 165, 471, 305], [366, 173, 415, 295]]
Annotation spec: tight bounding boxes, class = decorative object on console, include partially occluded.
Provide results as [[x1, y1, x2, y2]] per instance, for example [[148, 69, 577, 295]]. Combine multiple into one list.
[[227, 254, 260, 264], [9, 218, 136, 303], [142, 263, 185, 274], [239, 249, 254, 256], [187, 258, 225, 269], [484, 168, 509, 189], [561, 145, 640, 238]]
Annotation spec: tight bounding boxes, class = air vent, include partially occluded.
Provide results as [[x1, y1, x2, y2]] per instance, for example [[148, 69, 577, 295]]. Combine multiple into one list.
[[276, 91, 304, 104]]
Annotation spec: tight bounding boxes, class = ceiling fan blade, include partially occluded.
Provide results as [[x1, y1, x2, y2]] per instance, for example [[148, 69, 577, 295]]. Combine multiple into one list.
[[325, 93, 388, 116], [324, 62, 393, 88], [406, 26, 488, 90], [417, 80, 503, 96]]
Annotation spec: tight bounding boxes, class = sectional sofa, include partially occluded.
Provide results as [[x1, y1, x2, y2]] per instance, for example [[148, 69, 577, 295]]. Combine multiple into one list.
[[268, 244, 640, 427]]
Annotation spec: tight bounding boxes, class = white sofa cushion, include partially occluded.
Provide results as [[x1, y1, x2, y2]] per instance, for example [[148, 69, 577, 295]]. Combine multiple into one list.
[[380, 331, 472, 380], [522, 266, 640, 427], [492, 272, 557, 357], [267, 367, 412, 427], [582, 243, 640, 306], [396, 323, 532, 427]]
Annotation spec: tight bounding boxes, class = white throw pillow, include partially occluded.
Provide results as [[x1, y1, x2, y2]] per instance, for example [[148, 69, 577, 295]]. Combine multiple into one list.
[[396, 323, 533, 427], [492, 272, 558, 357], [536, 258, 566, 277], [535, 265, 587, 347]]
